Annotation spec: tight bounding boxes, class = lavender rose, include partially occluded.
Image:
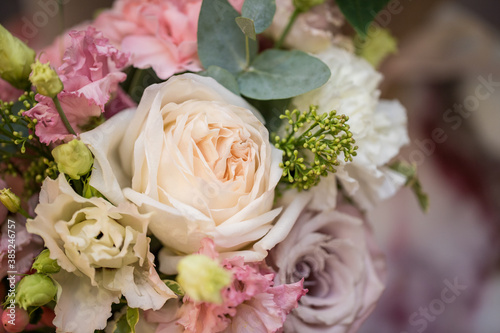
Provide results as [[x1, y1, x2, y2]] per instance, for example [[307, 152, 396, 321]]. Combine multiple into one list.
[[269, 204, 385, 333]]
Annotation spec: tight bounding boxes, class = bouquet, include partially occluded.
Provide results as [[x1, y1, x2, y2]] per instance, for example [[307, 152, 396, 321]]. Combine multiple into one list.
[[0, 0, 427, 332]]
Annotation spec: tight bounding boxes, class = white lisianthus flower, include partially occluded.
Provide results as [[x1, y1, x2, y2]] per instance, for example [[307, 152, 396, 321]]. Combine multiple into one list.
[[293, 47, 409, 211], [26, 175, 176, 333], [269, 203, 386, 333], [80, 74, 284, 269]]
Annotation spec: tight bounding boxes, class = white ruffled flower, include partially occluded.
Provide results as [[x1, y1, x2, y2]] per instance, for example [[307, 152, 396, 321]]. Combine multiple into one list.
[[269, 202, 386, 333], [26, 175, 176, 333], [293, 47, 409, 210], [81, 74, 285, 270]]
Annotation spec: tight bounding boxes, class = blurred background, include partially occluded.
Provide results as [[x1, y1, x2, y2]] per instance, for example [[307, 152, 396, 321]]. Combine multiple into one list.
[[1, 0, 499, 332]]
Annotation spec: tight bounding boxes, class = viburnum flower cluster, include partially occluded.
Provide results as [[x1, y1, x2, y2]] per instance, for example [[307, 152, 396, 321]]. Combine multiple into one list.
[[0, 0, 419, 332]]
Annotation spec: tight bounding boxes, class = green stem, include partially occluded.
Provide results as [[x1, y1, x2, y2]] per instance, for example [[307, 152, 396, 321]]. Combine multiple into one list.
[[245, 36, 250, 69], [18, 206, 31, 219], [275, 9, 300, 49], [53, 96, 76, 136]]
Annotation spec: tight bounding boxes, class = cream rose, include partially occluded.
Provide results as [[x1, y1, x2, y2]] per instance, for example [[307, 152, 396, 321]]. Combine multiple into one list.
[[268, 202, 386, 333], [81, 74, 283, 265], [26, 175, 176, 333]]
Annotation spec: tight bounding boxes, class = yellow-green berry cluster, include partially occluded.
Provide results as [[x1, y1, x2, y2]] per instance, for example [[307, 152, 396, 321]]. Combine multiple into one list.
[[274, 105, 358, 191]]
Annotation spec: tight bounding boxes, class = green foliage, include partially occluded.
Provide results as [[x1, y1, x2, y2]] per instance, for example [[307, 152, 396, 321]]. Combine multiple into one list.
[[274, 106, 358, 191], [241, 0, 276, 33], [163, 279, 185, 297], [0, 92, 57, 198], [197, 0, 331, 100], [237, 49, 330, 100], [390, 161, 429, 212], [235, 17, 257, 40], [200, 66, 241, 95], [336, 0, 391, 36], [113, 307, 139, 333], [198, 0, 257, 74]]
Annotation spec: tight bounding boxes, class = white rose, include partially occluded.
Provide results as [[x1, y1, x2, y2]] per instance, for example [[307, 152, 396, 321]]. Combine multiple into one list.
[[293, 47, 409, 211], [268, 203, 386, 333], [81, 74, 284, 266], [26, 175, 176, 333]]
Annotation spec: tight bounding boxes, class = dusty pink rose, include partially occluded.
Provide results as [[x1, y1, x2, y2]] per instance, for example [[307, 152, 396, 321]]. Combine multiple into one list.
[[268, 203, 386, 333], [25, 27, 130, 144], [145, 238, 306, 333]]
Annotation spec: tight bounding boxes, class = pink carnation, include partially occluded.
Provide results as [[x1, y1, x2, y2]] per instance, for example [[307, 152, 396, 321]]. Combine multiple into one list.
[[148, 239, 306, 333], [25, 27, 130, 144], [93, 0, 245, 80]]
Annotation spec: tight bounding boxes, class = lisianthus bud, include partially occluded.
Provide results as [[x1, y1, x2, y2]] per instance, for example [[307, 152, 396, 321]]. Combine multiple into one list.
[[32, 249, 61, 274], [177, 254, 232, 304], [0, 24, 36, 90], [16, 273, 57, 310], [29, 60, 63, 98], [52, 139, 94, 180], [293, 0, 325, 12], [0, 188, 21, 213]]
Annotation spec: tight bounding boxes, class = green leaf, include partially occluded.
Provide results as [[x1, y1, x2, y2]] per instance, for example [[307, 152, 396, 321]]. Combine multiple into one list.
[[199, 66, 240, 95], [390, 161, 429, 213], [336, 0, 391, 36], [198, 0, 258, 74], [246, 97, 291, 132], [112, 307, 139, 333], [235, 17, 256, 40], [126, 308, 139, 333], [238, 49, 330, 100], [241, 0, 276, 34], [163, 279, 185, 296]]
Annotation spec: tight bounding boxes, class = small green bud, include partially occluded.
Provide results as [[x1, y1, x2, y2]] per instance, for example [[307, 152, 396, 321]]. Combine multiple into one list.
[[16, 273, 57, 310], [357, 27, 398, 69], [32, 249, 60, 274], [0, 188, 21, 213], [51, 139, 94, 180], [29, 60, 63, 98], [177, 254, 232, 304], [0, 24, 36, 90]]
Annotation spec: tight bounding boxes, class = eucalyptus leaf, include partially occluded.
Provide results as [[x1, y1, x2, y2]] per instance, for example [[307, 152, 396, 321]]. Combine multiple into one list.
[[198, 0, 257, 74], [336, 0, 391, 36], [235, 17, 256, 40], [241, 0, 276, 34], [199, 66, 240, 95], [238, 49, 330, 100]]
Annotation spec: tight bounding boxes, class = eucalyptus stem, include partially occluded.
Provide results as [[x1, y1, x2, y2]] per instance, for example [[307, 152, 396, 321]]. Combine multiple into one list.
[[275, 9, 300, 49], [245, 36, 250, 68], [53, 96, 76, 135]]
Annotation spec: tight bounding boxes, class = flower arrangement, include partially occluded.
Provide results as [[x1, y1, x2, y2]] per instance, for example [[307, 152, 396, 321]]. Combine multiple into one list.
[[0, 0, 427, 332]]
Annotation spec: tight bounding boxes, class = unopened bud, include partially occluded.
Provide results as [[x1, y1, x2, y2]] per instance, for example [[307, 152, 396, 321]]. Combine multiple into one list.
[[29, 60, 63, 98]]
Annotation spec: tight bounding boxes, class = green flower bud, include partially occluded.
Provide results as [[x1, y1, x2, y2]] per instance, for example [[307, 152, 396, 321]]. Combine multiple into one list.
[[177, 254, 232, 304], [16, 273, 57, 310], [29, 60, 63, 98], [0, 188, 21, 213], [293, 0, 325, 12], [51, 140, 94, 180], [32, 249, 60, 274], [0, 24, 36, 90]]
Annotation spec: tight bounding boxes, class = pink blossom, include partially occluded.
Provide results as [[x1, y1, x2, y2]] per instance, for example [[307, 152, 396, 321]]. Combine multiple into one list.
[[0, 79, 23, 103], [25, 27, 130, 144], [93, 0, 245, 80], [147, 238, 306, 333]]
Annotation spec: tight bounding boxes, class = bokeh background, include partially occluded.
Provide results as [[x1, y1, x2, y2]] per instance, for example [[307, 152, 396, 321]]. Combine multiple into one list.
[[1, 0, 499, 332]]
